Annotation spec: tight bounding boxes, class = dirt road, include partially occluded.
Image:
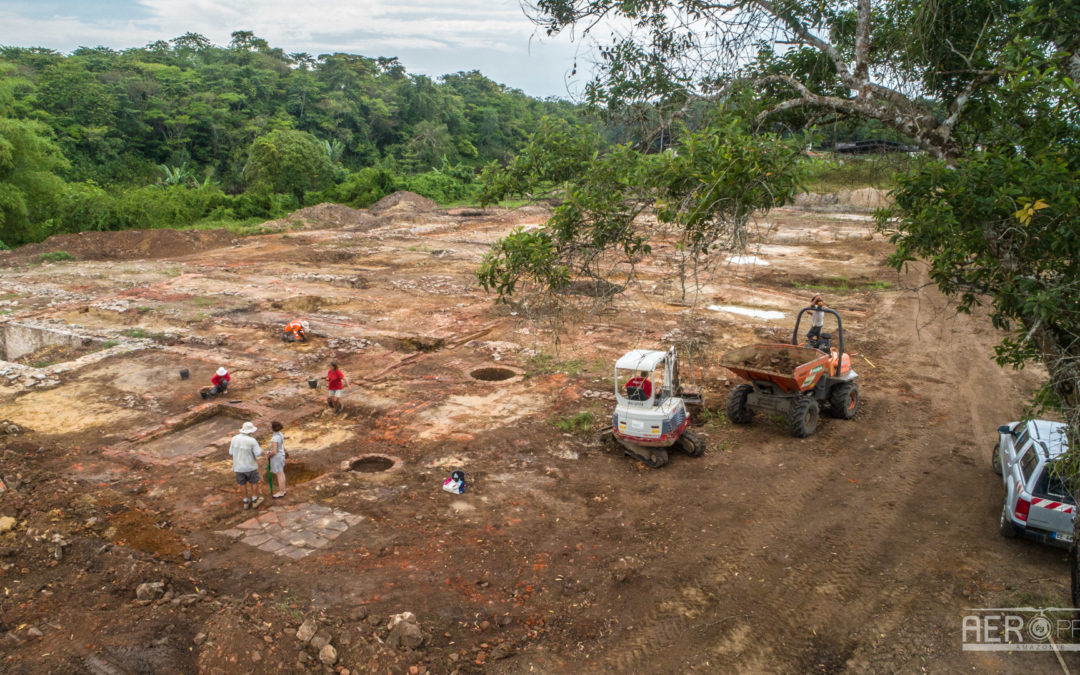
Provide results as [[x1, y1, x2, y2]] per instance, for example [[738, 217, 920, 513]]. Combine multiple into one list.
[[0, 197, 1072, 673]]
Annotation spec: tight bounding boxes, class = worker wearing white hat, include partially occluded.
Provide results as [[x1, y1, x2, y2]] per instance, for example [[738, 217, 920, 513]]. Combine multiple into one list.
[[229, 421, 264, 509], [202, 366, 231, 399]]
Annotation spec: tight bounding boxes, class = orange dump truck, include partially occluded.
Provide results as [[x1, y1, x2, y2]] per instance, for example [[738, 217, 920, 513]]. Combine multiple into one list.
[[720, 307, 860, 437]]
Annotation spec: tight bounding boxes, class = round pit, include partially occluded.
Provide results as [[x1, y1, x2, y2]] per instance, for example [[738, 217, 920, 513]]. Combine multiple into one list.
[[469, 366, 520, 382], [341, 453, 402, 474]]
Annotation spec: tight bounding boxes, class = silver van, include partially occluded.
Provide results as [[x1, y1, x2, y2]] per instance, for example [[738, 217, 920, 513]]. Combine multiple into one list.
[[993, 420, 1074, 547]]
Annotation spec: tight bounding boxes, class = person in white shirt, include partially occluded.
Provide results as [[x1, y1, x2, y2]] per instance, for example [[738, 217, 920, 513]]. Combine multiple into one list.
[[229, 421, 264, 509], [806, 295, 826, 341]]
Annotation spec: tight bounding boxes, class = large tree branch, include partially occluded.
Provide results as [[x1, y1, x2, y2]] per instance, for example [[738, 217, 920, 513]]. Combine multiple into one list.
[[752, 0, 853, 82], [854, 0, 871, 98], [754, 74, 956, 160]]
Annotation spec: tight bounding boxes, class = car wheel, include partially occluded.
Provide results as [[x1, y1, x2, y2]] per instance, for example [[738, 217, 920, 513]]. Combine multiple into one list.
[[991, 441, 1002, 476], [725, 384, 754, 424], [787, 397, 820, 438], [999, 503, 1018, 538]]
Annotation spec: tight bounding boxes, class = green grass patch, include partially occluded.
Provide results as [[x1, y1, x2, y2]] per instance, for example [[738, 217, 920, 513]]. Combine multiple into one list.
[[101, 340, 120, 349], [792, 277, 892, 292], [37, 251, 74, 263], [527, 351, 587, 377], [189, 297, 216, 307], [553, 411, 596, 435], [31, 360, 54, 368], [121, 328, 148, 338], [799, 154, 923, 193], [698, 407, 730, 428]]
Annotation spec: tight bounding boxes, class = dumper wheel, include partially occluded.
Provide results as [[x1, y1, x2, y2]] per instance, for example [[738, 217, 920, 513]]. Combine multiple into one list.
[[991, 441, 1003, 476], [676, 429, 705, 457], [787, 397, 819, 437], [726, 384, 755, 424], [829, 382, 860, 419]]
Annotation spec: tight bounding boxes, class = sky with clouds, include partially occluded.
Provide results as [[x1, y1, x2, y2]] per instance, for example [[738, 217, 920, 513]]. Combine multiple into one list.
[[0, 0, 595, 98]]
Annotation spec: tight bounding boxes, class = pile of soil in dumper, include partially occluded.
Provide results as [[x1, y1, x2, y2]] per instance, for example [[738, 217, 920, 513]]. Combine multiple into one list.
[[734, 349, 812, 372]]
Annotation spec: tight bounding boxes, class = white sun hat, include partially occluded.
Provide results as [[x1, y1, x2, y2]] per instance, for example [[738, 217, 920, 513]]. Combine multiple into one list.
[[240, 422, 257, 434], [216, 367, 228, 376]]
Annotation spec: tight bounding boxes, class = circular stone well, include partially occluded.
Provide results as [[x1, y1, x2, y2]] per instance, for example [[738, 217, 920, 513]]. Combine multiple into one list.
[[468, 366, 522, 383], [341, 453, 402, 474]]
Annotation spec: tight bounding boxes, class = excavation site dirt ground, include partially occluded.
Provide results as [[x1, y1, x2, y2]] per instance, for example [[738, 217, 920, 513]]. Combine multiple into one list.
[[0, 192, 1071, 673]]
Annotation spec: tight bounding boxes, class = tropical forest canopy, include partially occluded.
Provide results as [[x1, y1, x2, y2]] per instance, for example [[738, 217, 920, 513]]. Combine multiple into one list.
[[0, 31, 581, 246]]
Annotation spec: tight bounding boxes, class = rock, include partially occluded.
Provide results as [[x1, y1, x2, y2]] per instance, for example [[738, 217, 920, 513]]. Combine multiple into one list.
[[135, 582, 166, 603], [193, 632, 207, 646], [387, 613, 424, 651], [491, 643, 514, 660], [251, 651, 262, 663], [349, 606, 369, 622], [297, 651, 309, 664], [182, 549, 192, 561], [310, 635, 329, 651], [296, 618, 318, 643], [0, 516, 16, 534], [26, 626, 43, 638], [318, 644, 338, 666], [611, 556, 645, 582]]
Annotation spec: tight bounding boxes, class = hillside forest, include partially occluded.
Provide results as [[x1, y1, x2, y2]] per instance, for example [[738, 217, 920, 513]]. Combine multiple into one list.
[[0, 31, 581, 246]]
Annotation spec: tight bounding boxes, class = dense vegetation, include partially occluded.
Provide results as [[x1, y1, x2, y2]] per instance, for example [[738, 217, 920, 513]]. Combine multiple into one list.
[[0, 32, 580, 246]]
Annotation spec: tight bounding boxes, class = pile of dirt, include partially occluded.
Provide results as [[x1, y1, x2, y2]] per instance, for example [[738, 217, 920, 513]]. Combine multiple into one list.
[[368, 191, 438, 215], [4, 229, 236, 263], [275, 202, 380, 231], [794, 187, 891, 211], [736, 349, 813, 372]]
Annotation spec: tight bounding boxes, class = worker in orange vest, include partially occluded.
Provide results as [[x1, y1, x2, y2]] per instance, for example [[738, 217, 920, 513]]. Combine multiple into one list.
[[283, 319, 310, 343]]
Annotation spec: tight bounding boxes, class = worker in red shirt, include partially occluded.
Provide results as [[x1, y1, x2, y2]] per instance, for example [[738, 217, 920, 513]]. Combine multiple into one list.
[[325, 361, 350, 416], [626, 371, 652, 402], [283, 319, 309, 342], [202, 366, 230, 399]]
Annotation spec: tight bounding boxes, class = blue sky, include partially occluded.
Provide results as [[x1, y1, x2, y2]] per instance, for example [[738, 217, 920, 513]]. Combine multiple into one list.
[[0, 0, 593, 98]]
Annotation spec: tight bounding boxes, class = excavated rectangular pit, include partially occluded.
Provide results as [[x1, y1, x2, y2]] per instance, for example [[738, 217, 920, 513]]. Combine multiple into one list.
[[137, 413, 249, 461], [0, 322, 103, 366]]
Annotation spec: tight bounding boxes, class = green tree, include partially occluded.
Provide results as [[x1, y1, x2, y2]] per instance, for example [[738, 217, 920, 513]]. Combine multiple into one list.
[[243, 128, 335, 200], [478, 113, 801, 304], [0, 66, 68, 245], [529, 0, 1080, 599]]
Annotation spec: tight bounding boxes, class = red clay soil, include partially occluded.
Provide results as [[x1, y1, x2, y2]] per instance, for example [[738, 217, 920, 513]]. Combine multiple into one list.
[[1, 228, 236, 263]]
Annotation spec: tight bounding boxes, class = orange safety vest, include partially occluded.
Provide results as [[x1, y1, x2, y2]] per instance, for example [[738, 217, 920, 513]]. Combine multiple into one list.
[[286, 320, 306, 337]]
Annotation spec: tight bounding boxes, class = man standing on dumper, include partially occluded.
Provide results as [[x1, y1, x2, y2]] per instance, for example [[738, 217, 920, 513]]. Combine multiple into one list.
[[806, 295, 826, 341]]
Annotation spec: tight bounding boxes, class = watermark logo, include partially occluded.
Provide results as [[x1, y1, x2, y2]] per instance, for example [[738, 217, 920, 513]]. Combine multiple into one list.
[[963, 608, 1080, 651]]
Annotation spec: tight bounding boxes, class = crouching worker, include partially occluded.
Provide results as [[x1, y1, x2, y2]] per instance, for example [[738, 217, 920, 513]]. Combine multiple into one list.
[[201, 366, 230, 399], [283, 319, 310, 343], [230, 421, 263, 510]]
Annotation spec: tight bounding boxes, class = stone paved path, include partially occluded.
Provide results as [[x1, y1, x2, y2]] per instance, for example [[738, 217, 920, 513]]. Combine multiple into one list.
[[217, 503, 364, 559]]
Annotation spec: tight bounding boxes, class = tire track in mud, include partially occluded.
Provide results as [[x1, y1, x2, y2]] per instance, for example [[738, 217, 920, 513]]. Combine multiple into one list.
[[590, 274, 1005, 671], [594, 417, 861, 670]]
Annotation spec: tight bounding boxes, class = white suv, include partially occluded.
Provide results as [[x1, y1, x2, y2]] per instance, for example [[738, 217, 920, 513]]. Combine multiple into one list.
[[993, 420, 1074, 547]]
